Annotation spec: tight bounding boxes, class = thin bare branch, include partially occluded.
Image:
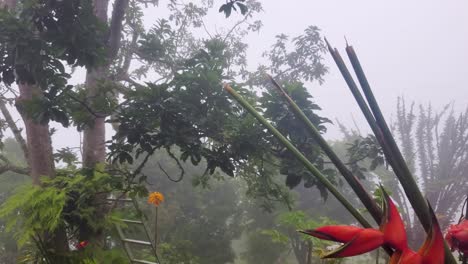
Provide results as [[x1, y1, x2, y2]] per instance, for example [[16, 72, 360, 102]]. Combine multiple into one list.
[[223, 10, 252, 43]]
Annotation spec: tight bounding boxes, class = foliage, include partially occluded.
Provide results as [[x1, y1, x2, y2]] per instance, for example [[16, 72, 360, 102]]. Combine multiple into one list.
[[346, 134, 386, 178], [242, 230, 288, 264], [257, 26, 328, 84], [0, 164, 146, 257], [219, 0, 248, 18], [263, 211, 336, 264], [135, 149, 245, 264], [0, 0, 106, 127], [111, 31, 333, 206], [0, 139, 29, 263], [159, 241, 200, 264], [18, 246, 128, 264], [0, 183, 65, 247], [0, 0, 336, 261]]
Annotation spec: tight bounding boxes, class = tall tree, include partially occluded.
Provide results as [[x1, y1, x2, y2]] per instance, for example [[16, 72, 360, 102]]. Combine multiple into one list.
[[0, 0, 334, 260], [78, 0, 135, 242], [0, 0, 72, 252], [395, 98, 468, 228]]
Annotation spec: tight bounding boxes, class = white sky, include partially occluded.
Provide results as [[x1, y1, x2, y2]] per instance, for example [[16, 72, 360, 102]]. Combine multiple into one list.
[[33, 0, 468, 152], [241, 0, 468, 138]]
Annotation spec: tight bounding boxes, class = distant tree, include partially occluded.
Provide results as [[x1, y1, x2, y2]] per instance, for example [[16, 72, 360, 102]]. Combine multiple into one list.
[[260, 210, 341, 264], [242, 230, 288, 264], [339, 97, 468, 246], [394, 98, 468, 229], [0, 138, 29, 263], [134, 149, 243, 264]]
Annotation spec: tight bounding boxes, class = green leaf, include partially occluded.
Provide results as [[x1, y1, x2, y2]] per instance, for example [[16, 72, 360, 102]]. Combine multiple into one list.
[[236, 2, 248, 15]]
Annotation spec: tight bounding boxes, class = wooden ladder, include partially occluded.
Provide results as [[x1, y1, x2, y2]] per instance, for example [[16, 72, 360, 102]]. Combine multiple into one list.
[[107, 196, 160, 264]]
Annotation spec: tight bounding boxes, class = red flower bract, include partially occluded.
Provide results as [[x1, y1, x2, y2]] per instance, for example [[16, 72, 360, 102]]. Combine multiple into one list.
[[380, 190, 407, 251], [301, 226, 384, 257], [77, 240, 89, 250], [445, 219, 468, 254], [300, 189, 445, 263]]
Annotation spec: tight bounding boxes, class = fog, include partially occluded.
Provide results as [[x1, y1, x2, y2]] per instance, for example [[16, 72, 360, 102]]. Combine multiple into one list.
[[245, 0, 468, 138], [50, 0, 468, 150], [1, 0, 467, 263]]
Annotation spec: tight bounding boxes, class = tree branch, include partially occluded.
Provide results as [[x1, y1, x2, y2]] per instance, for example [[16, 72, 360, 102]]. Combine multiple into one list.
[[0, 154, 29, 176], [0, 97, 29, 161], [65, 92, 107, 118], [222, 10, 252, 43], [108, 0, 130, 60]]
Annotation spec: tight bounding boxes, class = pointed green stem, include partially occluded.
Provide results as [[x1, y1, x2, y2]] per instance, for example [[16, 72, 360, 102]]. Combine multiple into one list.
[[154, 207, 158, 250], [267, 75, 383, 225], [224, 84, 372, 228], [345, 45, 431, 229], [324, 40, 457, 263]]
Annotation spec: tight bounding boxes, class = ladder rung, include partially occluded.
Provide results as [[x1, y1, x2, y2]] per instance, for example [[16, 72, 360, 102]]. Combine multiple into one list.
[[122, 219, 144, 224], [132, 259, 158, 264], [107, 198, 133, 202], [122, 238, 152, 246]]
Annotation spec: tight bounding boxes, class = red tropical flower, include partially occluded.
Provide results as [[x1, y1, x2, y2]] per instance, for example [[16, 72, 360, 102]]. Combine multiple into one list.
[[445, 219, 468, 254], [301, 226, 384, 258], [389, 205, 445, 264], [76, 240, 89, 250], [300, 189, 445, 263], [379, 191, 407, 251]]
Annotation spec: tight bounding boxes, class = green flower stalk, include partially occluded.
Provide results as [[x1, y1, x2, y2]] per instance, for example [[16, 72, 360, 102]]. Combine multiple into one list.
[[224, 84, 372, 228], [266, 74, 383, 225], [325, 39, 457, 264]]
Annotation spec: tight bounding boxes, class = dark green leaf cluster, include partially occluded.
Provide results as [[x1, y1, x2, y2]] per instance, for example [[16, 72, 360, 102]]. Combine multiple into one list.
[[346, 135, 386, 178], [110, 38, 334, 202], [260, 82, 334, 196], [111, 39, 249, 177], [137, 19, 175, 65], [0, 164, 146, 249], [0, 0, 107, 127], [259, 26, 328, 84], [218, 0, 248, 18], [53, 147, 79, 168], [0, 0, 106, 88]]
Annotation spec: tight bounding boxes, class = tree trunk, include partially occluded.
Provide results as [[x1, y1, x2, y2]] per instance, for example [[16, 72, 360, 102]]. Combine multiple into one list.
[[79, 0, 110, 243], [80, 0, 129, 243], [17, 83, 69, 253], [0, 0, 15, 9], [82, 68, 108, 168], [1, 0, 69, 254], [17, 83, 54, 184]]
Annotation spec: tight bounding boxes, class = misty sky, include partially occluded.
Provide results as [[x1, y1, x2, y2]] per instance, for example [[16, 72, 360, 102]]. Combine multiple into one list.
[[242, 0, 468, 138], [47, 0, 468, 150]]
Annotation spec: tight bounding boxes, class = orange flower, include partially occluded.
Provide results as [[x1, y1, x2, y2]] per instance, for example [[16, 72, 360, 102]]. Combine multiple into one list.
[[148, 192, 164, 207], [300, 188, 445, 263], [445, 219, 468, 254]]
